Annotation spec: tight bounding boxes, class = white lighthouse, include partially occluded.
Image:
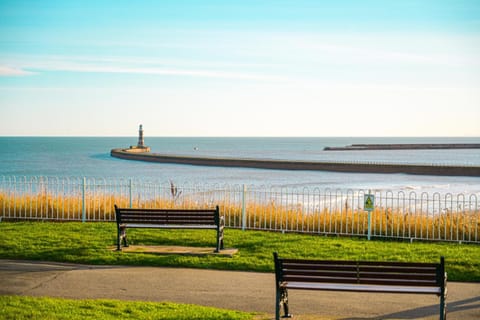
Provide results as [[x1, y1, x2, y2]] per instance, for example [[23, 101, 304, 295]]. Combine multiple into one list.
[[127, 124, 150, 152]]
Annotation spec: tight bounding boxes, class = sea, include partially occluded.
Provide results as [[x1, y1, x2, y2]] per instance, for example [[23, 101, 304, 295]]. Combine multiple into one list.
[[1, 136, 480, 195]]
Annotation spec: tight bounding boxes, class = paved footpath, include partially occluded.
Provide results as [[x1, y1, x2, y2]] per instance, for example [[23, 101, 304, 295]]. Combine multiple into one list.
[[1, 259, 479, 319]]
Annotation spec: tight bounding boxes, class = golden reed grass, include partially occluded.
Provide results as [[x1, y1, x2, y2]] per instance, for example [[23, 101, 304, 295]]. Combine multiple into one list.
[[1, 192, 478, 241]]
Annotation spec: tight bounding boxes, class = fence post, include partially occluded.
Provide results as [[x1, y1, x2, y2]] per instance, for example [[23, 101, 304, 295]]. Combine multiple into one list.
[[242, 184, 247, 231], [129, 179, 133, 208], [82, 177, 86, 223], [367, 212, 372, 240]]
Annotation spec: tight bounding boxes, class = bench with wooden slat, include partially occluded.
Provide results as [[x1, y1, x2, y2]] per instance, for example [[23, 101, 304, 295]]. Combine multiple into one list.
[[273, 252, 447, 320], [114, 205, 224, 252]]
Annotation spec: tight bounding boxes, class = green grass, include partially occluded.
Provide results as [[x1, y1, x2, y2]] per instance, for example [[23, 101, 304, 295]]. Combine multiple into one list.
[[0, 221, 479, 281], [0, 296, 262, 320]]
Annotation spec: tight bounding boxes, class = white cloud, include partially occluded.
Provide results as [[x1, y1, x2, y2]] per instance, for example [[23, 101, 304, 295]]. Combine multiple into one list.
[[1, 55, 286, 82], [47, 64, 287, 82], [0, 65, 34, 76]]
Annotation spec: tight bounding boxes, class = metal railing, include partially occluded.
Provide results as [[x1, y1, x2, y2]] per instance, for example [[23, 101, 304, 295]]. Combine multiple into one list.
[[1, 176, 479, 243]]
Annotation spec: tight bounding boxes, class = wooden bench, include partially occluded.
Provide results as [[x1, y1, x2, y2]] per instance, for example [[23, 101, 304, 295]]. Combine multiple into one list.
[[273, 252, 447, 320], [114, 205, 224, 252]]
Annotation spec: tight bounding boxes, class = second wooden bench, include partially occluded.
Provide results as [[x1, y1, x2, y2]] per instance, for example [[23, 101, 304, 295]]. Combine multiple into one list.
[[273, 252, 447, 320]]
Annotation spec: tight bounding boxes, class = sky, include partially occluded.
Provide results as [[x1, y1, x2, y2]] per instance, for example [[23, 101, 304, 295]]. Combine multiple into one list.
[[0, 0, 479, 137]]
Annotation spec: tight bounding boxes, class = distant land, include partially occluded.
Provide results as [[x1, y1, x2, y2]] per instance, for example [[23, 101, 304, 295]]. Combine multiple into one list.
[[324, 143, 480, 151]]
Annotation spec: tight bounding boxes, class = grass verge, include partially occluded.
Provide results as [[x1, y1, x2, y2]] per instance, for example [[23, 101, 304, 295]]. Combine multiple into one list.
[[0, 222, 479, 281], [0, 296, 262, 320]]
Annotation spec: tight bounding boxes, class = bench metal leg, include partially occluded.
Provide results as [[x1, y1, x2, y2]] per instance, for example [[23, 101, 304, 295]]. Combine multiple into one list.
[[220, 216, 225, 250], [122, 228, 129, 248], [215, 217, 225, 253], [219, 228, 224, 250], [215, 228, 220, 253], [217, 228, 225, 252], [440, 294, 446, 320], [116, 226, 121, 251], [117, 226, 128, 251], [275, 286, 281, 320], [276, 286, 292, 320]]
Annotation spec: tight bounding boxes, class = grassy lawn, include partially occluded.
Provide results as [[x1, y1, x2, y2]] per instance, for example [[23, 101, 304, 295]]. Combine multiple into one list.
[[0, 221, 479, 281], [0, 296, 262, 320]]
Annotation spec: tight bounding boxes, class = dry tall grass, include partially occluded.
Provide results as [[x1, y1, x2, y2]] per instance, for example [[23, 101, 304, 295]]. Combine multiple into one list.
[[1, 192, 478, 242]]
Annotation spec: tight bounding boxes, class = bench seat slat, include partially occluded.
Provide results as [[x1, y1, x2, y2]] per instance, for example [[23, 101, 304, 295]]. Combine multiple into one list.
[[121, 220, 216, 224], [284, 270, 357, 278], [120, 219, 216, 224], [120, 216, 216, 220], [282, 264, 436, 274], [283, 270, 437, 281], [118, 213, 217, 216], [283, 264, 357, 272], [359, 272, 436, 281], [120, 213, 215, 216], [360, 266, 436, 273], [281, 259, 438, 268], [282, 282, 442, 295], [283, 275, 438, 287], [121, 223, 217, 229], [117, 209, 217, 213], [120, 215, 215, 219]]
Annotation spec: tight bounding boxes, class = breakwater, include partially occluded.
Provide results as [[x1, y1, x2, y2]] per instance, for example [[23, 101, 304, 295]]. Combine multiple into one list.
[[324, 143, 480, 151], [111, 148, 480, 177]]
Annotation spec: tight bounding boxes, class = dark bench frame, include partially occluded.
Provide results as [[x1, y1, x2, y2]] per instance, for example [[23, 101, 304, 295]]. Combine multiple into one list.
[[273, 252, 447, 320], [114, 205, 224, 252]]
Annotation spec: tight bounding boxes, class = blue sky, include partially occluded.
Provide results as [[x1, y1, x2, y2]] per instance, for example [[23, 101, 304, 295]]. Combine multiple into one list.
[[1, 0, 479, 136]]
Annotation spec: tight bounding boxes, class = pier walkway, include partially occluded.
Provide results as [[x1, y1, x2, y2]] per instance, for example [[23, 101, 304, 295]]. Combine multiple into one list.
[[111, 148, 480, 177]]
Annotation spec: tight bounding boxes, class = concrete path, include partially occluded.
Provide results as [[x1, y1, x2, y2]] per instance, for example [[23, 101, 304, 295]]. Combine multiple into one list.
[[1, 259, 479, 319]]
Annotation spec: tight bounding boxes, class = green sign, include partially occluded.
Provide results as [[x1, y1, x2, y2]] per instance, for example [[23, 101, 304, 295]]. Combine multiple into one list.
[[364, 194, 375, 211]]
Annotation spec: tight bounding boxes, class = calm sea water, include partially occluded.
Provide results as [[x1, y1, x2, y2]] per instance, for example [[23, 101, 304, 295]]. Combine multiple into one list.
[[1, 137, 480, 194]]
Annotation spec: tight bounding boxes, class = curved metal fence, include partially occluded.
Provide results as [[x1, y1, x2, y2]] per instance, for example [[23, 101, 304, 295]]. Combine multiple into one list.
[[1, 176, 479, 243]]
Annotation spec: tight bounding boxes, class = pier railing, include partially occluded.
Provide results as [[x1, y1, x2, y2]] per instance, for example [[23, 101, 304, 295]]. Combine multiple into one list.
[[1, 176, 479, 243]]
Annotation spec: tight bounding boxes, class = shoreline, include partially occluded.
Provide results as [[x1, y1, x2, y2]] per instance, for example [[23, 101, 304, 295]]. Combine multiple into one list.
[[111, 148, 480, 177]]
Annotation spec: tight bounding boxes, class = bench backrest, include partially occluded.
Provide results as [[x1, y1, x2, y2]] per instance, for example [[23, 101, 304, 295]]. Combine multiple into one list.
[[114, 205, 220, 226], [274, 252, 445, 288]]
